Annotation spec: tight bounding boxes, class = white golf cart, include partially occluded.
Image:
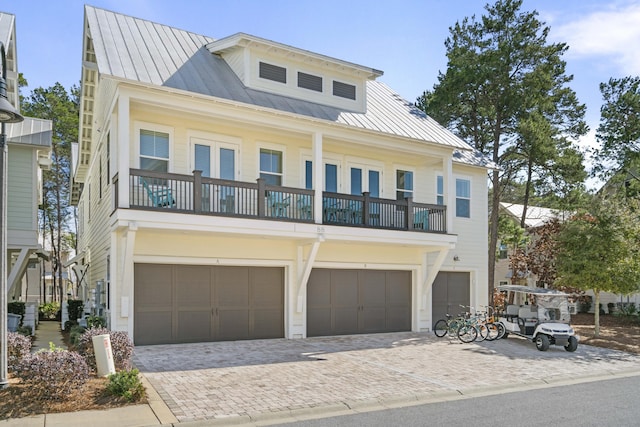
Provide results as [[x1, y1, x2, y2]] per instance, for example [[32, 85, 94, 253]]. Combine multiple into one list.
[[497, 285, 578, 352]]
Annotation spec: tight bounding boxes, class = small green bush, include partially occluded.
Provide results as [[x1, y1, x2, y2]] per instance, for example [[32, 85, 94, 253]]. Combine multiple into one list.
[[69, 324, 87, 346], [8, 302, 26, 323], [5, 331, 32, 372], [39, 301, 61, 320], [106, 369, 146, 402], [14, 349, 90, 400], [16, 325, 33, 336], [76, 327, 134, 372], [87, 315, 107, 328], [67, 299, 84, 322]]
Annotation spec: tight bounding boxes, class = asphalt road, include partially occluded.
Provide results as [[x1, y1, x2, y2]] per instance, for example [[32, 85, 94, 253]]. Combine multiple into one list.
[[273, 374, 640, 427]]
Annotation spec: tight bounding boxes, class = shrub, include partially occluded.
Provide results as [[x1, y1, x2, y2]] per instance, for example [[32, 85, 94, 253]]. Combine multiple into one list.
[[106, 369, 146, 402], [67, 299, 84, 322], [69, 324, 86, 346], [87, 315, 107, 328], [39, 301, 61, 320], [5, 331, 32, 372], [16, 325, 33, 336], [8, 302, 26, 324], [14, 350, 90, 400], [77, 327, 134, 372]]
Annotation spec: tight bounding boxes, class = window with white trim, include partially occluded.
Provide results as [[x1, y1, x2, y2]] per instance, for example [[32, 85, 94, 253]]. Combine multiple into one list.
[[396, 169, 413, 200], [260, 148, 283, 185], [456, 178, 471, 218], [349, 165, 381, 197], [139, 129, 169, 173], [192, 138, 238, 180], [436, 175, 444, 205]]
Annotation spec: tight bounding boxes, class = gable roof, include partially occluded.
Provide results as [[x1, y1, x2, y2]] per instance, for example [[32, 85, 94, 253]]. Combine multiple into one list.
[[499, 202, 571, 228], [83, 5, 493, 168]]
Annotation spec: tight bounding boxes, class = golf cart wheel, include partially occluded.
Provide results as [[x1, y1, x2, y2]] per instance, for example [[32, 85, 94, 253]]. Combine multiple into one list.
[[535, 334, 550, 351], [565, 336, 578, 352]]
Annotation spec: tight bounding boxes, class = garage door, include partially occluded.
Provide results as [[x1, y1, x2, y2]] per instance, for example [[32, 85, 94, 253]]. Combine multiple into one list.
[[134, 264, 284, 345], [431, 272, 470, 328], [307, 269, 411, 337]]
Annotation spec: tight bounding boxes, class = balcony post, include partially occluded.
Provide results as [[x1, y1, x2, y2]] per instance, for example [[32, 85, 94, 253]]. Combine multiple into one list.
[[406, 197, 414, 230], [362, 192, 370, 226], [257, 178, 266, 217], [193, 170, 202, 213]]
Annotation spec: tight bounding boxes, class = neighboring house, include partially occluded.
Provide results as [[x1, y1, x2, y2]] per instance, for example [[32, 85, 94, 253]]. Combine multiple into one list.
[[496, 202, 640, 312], [71, 6, 495, 345], [495, 202, 568, 288], [0, 11, 52, 305]]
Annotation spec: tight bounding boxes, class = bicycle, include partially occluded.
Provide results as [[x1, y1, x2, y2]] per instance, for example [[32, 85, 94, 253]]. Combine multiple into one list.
[[433, 313, 465, 338]]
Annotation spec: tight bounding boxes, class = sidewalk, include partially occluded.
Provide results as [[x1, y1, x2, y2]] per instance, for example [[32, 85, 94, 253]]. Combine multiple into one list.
[[30, 321, 66, 352]]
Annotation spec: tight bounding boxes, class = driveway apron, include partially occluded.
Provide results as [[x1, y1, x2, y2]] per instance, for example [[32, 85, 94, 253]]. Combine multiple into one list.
[[133, 332, 640, 423]]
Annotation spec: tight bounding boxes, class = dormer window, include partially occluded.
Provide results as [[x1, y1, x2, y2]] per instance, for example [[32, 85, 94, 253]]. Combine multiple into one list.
[[298, 72, 322, 92], [259, 62, 286, 84], [333, 80, 356, 100]]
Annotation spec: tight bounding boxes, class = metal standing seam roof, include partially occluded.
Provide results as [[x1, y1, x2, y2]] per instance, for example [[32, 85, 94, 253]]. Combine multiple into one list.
[[84, 5, 494, 168], [6, 117, 52, 148]]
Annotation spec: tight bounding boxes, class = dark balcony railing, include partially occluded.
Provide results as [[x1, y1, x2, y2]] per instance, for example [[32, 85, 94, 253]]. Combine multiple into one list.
[[125, 169, 446, 233]]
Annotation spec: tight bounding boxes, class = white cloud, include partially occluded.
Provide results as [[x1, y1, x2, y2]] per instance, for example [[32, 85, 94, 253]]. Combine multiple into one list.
[[553, 3, 640, 75]]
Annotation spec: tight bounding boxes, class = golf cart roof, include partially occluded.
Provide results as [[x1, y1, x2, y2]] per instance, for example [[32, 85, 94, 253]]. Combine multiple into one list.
[[497, 285, 569, 297]]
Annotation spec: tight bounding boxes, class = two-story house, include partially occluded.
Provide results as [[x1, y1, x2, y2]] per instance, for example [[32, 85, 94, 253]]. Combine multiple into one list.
[[72, 6, 494, 345], [1, 11, 52, 309]]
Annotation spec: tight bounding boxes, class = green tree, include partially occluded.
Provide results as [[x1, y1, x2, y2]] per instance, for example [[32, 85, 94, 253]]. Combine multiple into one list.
[[21, 83, 79, 303], [416, 0, 586, 299], [593, 76, 640, 180], [555, 197, 640, 336]]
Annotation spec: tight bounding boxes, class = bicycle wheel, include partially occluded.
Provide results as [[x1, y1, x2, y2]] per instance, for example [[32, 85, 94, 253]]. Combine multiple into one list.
[[457, 325, 478, 343], [433, 319, 448, 337], [476, 323, 488, 342], [447, 319, 461, 337], [485, 323, 500, 341], [496, 322, 506, 339]]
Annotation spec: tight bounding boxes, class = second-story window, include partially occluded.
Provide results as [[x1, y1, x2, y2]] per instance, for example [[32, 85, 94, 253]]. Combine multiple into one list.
[[436, 175, 444, 205], [305, 160, 313, 189], [396, 170, 413, 200], [260, 148, 283, 185], [325, 163, 338, 192], [140, 130, 169, 173], [456, 178, 471, 218]]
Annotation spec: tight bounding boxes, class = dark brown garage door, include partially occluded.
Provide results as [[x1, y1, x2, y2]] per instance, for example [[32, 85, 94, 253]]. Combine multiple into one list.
[[431, 272, 470, 328], [307, 269, 411, 337], [134, 264, 284, 345]]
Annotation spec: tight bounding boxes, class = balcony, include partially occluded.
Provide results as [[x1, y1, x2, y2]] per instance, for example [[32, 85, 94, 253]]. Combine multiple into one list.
[[117, 169, 447, 233]]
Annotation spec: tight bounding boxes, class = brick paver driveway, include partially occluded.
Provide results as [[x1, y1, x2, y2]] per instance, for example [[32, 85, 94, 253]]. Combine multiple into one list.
[[133, 332, 640, 423]]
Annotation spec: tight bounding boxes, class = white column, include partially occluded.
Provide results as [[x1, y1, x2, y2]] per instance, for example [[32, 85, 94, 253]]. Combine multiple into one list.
[[444, 157, 454, 233], [312, 132, 323, 224], [117, 95, 130, 208]]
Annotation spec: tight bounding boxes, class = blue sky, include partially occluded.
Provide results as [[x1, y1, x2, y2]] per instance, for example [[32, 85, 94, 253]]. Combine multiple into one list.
[[4, 0, 640, 167]]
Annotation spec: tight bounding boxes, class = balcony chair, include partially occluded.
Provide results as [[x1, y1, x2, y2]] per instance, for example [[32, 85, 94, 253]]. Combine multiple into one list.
[[413, 209, 429, 230], [268, 192, 291, 218], [141, 178, 175, 207], [296, 195, 313, 220]]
